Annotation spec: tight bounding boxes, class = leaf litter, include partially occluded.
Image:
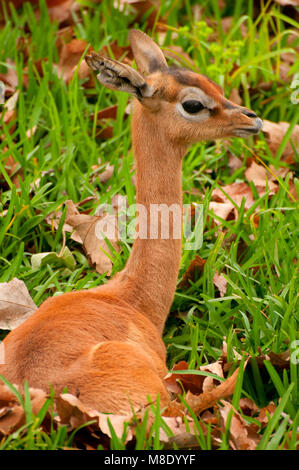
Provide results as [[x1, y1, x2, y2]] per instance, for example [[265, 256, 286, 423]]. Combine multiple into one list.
[[0, 348, 290, 450]]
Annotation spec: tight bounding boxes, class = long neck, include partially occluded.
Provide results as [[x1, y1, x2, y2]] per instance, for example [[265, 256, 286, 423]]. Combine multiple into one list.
[[112, 101, 187, 333]]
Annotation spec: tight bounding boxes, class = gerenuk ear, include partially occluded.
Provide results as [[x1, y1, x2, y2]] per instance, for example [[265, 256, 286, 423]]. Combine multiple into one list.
[[85, 53, 153, 99], [129, 30, 168, 76]]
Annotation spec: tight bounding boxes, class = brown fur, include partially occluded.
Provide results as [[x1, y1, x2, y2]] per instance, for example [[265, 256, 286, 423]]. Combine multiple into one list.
[[0, 30, 261, 414]]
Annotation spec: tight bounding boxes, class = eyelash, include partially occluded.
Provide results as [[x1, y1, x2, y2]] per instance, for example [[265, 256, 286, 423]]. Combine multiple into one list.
[[182, 100, 205, 114]]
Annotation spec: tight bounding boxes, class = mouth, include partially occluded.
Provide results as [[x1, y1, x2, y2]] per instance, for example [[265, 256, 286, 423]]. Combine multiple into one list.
[[233, 117, 263, 138]]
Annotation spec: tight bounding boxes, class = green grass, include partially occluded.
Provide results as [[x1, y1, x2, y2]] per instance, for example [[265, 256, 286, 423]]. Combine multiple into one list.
[[0, 0, 298, 450]]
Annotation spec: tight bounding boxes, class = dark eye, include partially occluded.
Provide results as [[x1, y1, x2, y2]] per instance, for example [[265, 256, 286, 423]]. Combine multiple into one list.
[[182, 100, 205, 114]]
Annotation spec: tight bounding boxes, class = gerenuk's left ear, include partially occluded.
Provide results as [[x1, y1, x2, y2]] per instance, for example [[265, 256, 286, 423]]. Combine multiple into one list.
[[85, 53, 154, 99], [129, 30, 168, 76]]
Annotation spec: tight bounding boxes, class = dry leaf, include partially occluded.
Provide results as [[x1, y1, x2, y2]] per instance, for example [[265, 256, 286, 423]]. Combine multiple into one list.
[[239, 397, 259, 416], [100, 41, 133, 63], [209, 201, 235, 223], [254, 349, 290, 369], [159, 416, 198, 448], [164, 361, 206, 395], [222, 340, 245, 372], [165, 360, 225, 397], [273, 0, 299, 5], [179, 255, 206, 289], [212, 272, 227, 297], [0, 382, 47, 435], [262, 120, 299, 159], [65, 200, 120, 275], [47, 0, 80, 24], [245, 161, 280, 191], [200, 361, 224, 393], [219, 401, 260, 450], [93, 105, 118, 122], [0, 59, 18, 94], [126, 1, 167, 30], [98, 164, 114, 184], [56, 392, 133, 442], [0, 278, 37, 330], [57, 38, 91, 84], [209, 182, 268, 224], [90, 162, 115, 185], [186, 365, 244, 415], [212, 182, 256, 208], [257, 402, 276, 426], [2, 151, 22, 188]]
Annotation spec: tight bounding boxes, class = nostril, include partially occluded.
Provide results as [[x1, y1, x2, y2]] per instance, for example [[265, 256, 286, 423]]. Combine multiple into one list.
[[242, 109, 257, 118]]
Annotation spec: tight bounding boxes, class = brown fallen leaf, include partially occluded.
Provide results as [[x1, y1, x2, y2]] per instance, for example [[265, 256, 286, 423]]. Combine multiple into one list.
[[0, 382, 47, 436], [45, 197, 98, 236], [220, 16, 247, 37], [98, 163, 114, 184], [100, 41, 133, 64], [254, 348, 291, 369], [164, 361, 206, 395], [219, 401, 260, 450], [262, 120, 299, 159], [0, 60, 18, 95], [212, 182, 256, 207], [0, 278, 37, 330], [0, 381, 135, 442], [222, 340, 246, 372], [200, 361, 224, 393], [45, 206, 80, 243], [212, 272, 227, 298], [2, 150, 22, 188], [239, 397, 259, 417], [179, 256, 227, 297], [90, 160, 115, 186], [0, 400, 24, 435], [162, 431, 201, 449], [209, 200, 235, 223], [179, 255, 206, 289], [57, 38, 91, 84], [93, 105, 118, 123], [159, 415, 198, 448], [245, 160, 288, 191], [65, 200, 120, 275], [273, 0, 299, 5], [56, 392, 134, 442], [126, 1, 167, 30], [1, 92, 21, 188], [209, 181, 272, 225], [186, 364, 245, 416], [165, 359, 225, 398], [46, 0, 80, 25], [257, 402, 276, 427], [1, 89, 19, 130]]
